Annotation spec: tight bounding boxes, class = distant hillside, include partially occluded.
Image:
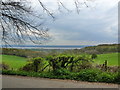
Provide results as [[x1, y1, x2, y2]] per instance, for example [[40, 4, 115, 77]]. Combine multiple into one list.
[[1, 48, 47, 58], [79, 44, 119, 54], [1, 44, 119, 57]]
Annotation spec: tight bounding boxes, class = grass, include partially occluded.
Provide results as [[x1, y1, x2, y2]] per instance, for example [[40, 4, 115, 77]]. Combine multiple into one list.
[[94, 53, 119, 66], [0, 55, 27, 69]]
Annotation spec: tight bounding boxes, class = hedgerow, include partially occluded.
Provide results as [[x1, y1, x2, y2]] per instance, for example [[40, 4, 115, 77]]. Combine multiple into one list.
[[2, 69, 120, 84]]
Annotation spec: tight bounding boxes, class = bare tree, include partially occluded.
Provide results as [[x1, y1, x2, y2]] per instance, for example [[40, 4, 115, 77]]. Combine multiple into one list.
[[0, 0, 91, 45]]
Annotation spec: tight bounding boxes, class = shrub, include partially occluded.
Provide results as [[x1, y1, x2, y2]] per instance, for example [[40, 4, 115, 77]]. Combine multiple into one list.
[[21, 57, 46, 72], [47, 54, 93, 72], [33, 57, 43, 72], [76, 69, 102, 82], [47, 55, 74, 71], [97, 72, 115, 83], [112, 72, 120, 84], [0, 62, 9, 70], [73, 55, 93, 71], [76, 69, 118, 83], [53, 68, 71, 76], [79, 61, 93, 70], [91, 54, 97, 59], [20, 63, 34, 72], [107, 66, 120, 72]]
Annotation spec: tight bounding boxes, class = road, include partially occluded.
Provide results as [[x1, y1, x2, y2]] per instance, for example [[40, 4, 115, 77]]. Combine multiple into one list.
[[2, 75, 119, 88]]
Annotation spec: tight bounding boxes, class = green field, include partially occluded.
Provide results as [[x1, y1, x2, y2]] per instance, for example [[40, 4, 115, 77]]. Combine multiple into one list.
[[94, 53, 119, 66], [0, 55, 27, 69]]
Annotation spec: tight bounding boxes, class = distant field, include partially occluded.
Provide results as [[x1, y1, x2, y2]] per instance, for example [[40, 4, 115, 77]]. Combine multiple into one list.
[[0, 55, 27, 69], [94, 53, 119, 66]]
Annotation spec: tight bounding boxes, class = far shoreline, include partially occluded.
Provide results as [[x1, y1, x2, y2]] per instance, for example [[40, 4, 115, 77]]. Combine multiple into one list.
[[1, 45, 92, 49]]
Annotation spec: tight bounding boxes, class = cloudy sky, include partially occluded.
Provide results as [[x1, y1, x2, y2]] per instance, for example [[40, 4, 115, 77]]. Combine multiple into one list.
[[31, 0, 119, 45]]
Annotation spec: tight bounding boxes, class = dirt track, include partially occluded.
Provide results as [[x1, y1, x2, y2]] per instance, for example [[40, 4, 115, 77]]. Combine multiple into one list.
[[2, 75, 119, 88]]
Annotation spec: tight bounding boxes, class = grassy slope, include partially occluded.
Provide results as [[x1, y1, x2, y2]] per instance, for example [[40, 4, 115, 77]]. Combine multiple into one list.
[[0, 55, 27, 69], [94, 53, 119, 66]]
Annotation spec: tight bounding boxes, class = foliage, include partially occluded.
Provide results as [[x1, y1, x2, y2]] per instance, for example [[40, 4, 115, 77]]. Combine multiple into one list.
[[53, 68, 71, 76], [91, 54, 97, 59], [114, 72, 120, 84], [33, 57, 45, 72], [47, 54, 93, 72], [47, 55, 74, 71], [75, 69, 119, 83], [76, 69, 101, 82], [0, 62, 9, 70], [2, 69, 120, 84], [21, 57, 47, 72], [97, 72, 116, 83], [20, 63, 34, 72], [74, 55, 93, 71]]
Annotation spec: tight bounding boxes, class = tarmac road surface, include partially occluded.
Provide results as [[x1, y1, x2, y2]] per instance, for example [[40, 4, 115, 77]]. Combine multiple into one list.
[[2, 75, 119, 88]]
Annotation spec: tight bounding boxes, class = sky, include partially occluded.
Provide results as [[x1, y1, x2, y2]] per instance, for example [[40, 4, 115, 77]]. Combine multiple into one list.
[[29, 0, 119, 45]]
